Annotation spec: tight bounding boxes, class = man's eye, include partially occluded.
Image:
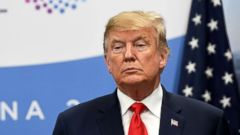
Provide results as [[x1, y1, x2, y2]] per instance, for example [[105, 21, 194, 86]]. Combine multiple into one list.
[[134, 43, 148, 51], [136, 44, 146, 47], [112, 43, 124, 53], [134, 39, 148, 51], [113, 46, 123, 49], [113, 46, 123, 51]]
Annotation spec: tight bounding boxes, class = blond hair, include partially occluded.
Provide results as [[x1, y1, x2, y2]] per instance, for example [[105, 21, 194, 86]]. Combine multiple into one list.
[[103, 11, 169, 55]]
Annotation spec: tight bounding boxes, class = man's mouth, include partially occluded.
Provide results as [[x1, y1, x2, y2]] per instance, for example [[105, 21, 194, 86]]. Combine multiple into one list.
[[122, 67, 142, 73]]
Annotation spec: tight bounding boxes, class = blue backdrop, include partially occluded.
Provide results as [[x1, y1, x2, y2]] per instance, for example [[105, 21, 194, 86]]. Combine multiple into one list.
[[0, 36, 185, 135]]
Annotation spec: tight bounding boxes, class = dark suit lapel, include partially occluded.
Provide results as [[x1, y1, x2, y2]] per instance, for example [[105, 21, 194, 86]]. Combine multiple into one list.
[[159, 87, 184, 135], [96, 91, 124, 135]]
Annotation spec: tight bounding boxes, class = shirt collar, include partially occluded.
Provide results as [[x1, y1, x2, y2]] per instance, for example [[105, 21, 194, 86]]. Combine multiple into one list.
[[117, 88, 135, 116], [117, 84, 163, 118]]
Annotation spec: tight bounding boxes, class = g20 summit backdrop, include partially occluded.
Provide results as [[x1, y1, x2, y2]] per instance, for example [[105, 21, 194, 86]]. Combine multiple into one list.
[[0, 0, 240, 135]]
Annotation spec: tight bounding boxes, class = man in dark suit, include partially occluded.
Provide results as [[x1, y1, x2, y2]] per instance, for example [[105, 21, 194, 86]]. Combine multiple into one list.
[[53, 11, 230, 135]]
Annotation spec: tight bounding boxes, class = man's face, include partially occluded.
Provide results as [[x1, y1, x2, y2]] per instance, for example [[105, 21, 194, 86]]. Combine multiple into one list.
[[105, 27, 167, 87]]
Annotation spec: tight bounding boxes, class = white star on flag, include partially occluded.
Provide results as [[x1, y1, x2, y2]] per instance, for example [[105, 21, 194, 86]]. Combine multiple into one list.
[[224, 49, 232, 61], [188, 37, 199, 50], [205, 67, 213, 78], [202, 90, 211, 102], [222, 72, 233, 85], [207, 19, 218, 31], [211, 0, 221, 7], [220, 95, 231, 109], [182, 85, 193, 97], [185, 61, 196, 74], [207, 42, 216, 55], [192, 14, 202, 26]]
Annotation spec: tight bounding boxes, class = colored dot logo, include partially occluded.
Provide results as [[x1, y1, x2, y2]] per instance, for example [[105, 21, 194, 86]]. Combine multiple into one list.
[[25, 0, 86, 14]]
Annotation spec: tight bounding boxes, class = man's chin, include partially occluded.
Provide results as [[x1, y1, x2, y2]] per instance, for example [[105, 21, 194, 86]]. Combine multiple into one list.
[[120, 77, 145, 85]]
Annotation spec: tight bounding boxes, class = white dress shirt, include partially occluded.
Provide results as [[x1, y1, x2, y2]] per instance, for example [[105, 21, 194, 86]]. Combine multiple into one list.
[[117, 84, 163, 135]]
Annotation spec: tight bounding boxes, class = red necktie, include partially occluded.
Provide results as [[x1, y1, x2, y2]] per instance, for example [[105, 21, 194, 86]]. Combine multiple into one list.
[[128, 102, 148, 135]]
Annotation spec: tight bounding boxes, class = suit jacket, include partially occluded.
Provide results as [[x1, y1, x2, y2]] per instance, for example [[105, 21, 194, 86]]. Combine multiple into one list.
[[53, 87, 230, 135]]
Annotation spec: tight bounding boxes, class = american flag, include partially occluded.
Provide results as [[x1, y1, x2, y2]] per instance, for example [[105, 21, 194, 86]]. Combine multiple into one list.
[[178, 0, 240, 134]]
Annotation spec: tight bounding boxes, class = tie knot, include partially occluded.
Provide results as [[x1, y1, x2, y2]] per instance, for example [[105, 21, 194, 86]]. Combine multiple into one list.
[[130, 102, 146, 114]]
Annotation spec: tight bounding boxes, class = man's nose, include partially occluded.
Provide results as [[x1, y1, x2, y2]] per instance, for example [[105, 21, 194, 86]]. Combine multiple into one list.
[[124, 43, 135, 61]]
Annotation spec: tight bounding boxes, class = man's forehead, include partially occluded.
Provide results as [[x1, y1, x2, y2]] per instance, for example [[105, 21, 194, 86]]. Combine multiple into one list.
[[108, 27, 156, 39]]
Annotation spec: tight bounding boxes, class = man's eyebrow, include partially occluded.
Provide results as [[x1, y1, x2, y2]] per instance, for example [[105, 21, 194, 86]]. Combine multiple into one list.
[[133, 36, 149, 43], [112, 39, 125, 43], [111, 40, 125, 47]]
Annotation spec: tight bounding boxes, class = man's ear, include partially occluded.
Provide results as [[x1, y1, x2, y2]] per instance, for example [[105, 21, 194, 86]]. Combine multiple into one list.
[[104, 54, 112, 74], [159, 48, 168, 69]]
